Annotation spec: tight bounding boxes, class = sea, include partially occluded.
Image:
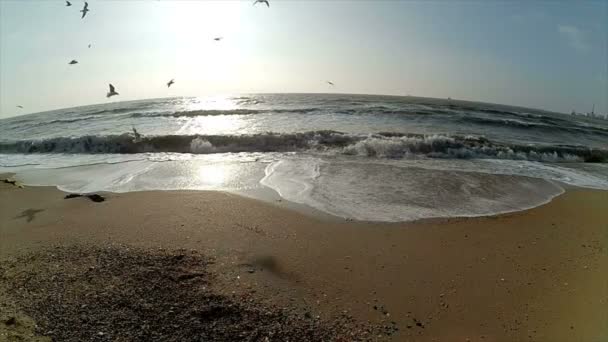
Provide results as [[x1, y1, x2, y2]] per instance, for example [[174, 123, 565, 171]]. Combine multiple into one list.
[[1, 94, 607, 222]]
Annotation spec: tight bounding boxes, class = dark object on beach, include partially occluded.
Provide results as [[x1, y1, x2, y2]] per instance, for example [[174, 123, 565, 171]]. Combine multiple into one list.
[[413, 317, 425, 328], [2, 179, 17, 186], [87, 194, 105, 202], [64, 193, 105, 202], [2, 178, 23, 188]]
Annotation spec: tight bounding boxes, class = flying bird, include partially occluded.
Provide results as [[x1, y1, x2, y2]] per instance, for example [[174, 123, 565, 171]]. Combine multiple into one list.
[[106, 84, 119, 98], [253, 0, 269, 7], [66, 1, 72, 6], [80, 2, 89, 19], [132, 127, 141, 142], [167, 79, 175, 88], [327, 81, 335, 86], [69, 60, 78, 65], [16, 105, 24, 109], [213, 37, 222, 41], [88, 44, 91, 48]]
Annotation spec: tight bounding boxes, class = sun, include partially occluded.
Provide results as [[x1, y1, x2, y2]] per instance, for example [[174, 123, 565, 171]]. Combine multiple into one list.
[[167, 1, 246, 82]]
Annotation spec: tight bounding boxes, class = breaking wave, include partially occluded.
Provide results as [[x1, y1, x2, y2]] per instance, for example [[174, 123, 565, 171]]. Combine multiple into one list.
[[1, 131, 606, 163]]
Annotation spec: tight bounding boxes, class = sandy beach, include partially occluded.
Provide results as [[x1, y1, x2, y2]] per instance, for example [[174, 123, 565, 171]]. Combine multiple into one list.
[[1, 180, 607, 341]]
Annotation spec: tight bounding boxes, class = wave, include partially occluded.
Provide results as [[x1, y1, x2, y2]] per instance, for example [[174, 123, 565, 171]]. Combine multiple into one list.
[[460, 115, 608, 136], [128, 108, 327, 118], [1, 131, 606, 163]]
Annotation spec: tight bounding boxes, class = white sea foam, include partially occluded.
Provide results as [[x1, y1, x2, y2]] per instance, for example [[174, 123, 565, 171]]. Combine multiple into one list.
[[260, 156, 566, 222]]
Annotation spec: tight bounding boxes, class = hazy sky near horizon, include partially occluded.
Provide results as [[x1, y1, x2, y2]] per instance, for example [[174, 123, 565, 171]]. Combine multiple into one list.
[[1, 0, 607, 118]]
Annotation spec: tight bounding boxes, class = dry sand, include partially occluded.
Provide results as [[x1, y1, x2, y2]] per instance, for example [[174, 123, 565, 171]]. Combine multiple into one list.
[[0, 179, 606, 341]]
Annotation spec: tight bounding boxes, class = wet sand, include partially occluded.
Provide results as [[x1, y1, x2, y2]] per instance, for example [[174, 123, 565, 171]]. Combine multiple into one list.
[[1, 180, 607, 341]]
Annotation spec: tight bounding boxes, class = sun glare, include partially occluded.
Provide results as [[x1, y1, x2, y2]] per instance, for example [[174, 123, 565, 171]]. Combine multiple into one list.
[[167, 2, 245, 84], [196, 163, 230, 188]]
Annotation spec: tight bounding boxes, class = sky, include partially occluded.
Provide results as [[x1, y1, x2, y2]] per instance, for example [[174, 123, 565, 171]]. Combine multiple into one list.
[[0, 0, 607, 118]]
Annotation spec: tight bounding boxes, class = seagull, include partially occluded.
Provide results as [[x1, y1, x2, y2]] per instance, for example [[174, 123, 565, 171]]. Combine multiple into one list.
[[80, 2, 89, 19], [327, 81, 335, 86], [253, 0, 269, 7], [66, 1, 72, 6], [106, 84, 119, 98], [69, 60, 78, 65], [167, 79, 175, 88], [88, 44, 91, 48], [16, 105, 24, 109], [132, 127, 141, 142], [213, 37, 222, 41]]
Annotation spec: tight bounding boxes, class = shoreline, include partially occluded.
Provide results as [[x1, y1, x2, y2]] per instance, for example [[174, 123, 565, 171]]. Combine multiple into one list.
[[3, 172, 580, 225], [1, 181, 607, 341]]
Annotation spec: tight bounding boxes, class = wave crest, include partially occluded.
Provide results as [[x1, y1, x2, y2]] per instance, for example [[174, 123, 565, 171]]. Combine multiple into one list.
[[1, 131, 606, 163]]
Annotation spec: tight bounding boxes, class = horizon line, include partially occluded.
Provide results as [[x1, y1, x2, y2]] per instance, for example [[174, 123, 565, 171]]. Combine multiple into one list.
[[0, 91, 573, 120]]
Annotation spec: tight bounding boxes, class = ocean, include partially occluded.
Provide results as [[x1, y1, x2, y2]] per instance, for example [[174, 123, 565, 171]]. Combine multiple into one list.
[[1, 94, 607, 221]]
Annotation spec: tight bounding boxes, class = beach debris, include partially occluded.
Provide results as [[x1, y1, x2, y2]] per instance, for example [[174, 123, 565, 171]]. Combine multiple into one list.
[[64, 193, 106, 202], [2, 178, 23, 188], [80, 2, 89, 19], [106, 83, 119, 98], [253, 0, 270, 7]]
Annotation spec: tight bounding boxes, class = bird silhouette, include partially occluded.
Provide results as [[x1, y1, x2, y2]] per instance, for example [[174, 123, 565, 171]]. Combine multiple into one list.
[[106, 84, 119, 98], [327, 81, 335, 86], [214, 37, 222, 41], [66, 1, 72, 7], [69, 60, 78, 65], [253, 0, 269, 8], [132, 127, 142, 141], [167, 79, 175, 88], [80, 2, 89, 19]]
